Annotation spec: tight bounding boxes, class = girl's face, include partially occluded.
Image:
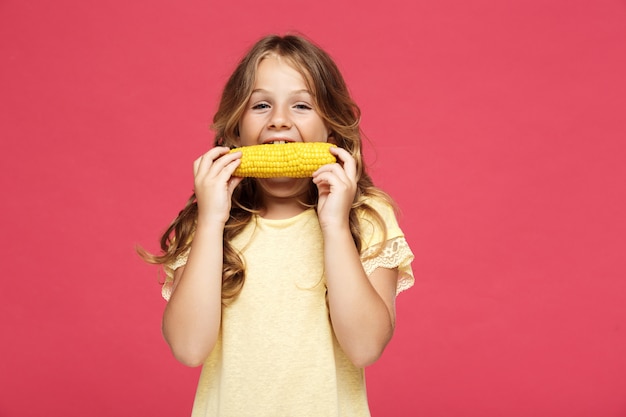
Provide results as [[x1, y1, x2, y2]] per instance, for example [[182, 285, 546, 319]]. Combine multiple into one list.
[[237, 55, 332, 148]]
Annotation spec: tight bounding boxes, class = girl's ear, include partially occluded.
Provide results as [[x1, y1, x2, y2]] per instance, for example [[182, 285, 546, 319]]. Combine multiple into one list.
[[327, 130, 337, 145], [231, 126, 242, 148]]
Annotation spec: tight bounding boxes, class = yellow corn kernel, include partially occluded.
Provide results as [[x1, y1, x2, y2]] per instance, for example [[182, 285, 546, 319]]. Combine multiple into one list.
[[229, 142, 337, 178]]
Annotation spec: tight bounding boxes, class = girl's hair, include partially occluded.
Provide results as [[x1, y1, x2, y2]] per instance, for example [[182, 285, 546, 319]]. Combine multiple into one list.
[[140, 34, 394, 303]]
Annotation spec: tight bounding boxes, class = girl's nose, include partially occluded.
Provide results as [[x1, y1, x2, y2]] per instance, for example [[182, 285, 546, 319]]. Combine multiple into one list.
[[268, 106, 292, 130]]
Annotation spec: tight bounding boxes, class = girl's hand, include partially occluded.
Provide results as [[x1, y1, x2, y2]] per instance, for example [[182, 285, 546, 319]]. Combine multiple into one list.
[[193, 147, 243, 225], [312, 146, 357, 231]]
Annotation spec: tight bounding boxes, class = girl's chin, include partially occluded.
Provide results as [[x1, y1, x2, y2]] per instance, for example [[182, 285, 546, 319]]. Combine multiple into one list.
[[258, 177, 306, 185], [263, 176, 293, 183], [256, 177, 311, 196]]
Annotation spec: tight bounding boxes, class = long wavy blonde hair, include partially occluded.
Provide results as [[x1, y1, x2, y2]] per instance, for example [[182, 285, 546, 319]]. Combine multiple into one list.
[[140, 34, 394, 303]]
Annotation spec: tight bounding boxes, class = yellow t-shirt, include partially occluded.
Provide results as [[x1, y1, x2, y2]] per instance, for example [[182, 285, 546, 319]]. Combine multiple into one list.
[[163, 197, 414, 417]]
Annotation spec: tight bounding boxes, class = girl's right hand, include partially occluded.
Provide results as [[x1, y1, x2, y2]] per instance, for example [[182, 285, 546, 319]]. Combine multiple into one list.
[[193, 146, 243, 225]]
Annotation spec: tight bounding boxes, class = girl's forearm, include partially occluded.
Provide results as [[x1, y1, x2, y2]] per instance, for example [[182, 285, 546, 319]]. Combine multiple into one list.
[[323, 226, 396, 368], [162, 220, 225, 367]]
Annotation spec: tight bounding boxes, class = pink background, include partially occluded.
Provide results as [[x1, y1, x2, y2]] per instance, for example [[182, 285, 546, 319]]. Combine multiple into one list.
[[2, 0, 625, 416]]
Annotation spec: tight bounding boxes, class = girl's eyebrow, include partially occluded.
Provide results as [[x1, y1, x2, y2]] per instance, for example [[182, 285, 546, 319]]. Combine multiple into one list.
[[250, 88, 312, 96]]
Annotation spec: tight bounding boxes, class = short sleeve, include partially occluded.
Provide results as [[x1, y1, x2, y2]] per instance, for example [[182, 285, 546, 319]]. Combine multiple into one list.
[[161, 249, 190, 301], [358, 197, 415, 294]]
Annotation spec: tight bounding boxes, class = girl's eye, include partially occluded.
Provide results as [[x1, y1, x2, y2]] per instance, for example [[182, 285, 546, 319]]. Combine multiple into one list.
[[294, 103, 312, 110], [252, 103, 270, 110]]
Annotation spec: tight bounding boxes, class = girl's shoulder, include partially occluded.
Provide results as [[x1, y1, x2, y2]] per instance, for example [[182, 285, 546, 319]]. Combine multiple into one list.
[[356, 192, 398, 223], [357, 193, 415, 292], [356, 192, 404, 245]]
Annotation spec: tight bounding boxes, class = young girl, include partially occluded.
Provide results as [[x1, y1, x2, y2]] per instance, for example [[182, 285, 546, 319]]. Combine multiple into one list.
[[142, 34, 414, 416]]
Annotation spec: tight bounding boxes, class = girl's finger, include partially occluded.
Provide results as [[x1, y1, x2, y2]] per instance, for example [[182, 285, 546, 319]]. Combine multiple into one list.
[[312, 169, 348, 190], [194, 147, 236, 177], [208, 150, 241, 177], [215, 155, 242, 181], [330, 147, 357, 181], [313, 163, 349, 185], [227, 175, 244, 195], [193, 157, 202, 177]]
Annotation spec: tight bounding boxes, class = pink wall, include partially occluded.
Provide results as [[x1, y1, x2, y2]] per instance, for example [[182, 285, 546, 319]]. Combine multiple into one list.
[[1, 0, 625, 416]]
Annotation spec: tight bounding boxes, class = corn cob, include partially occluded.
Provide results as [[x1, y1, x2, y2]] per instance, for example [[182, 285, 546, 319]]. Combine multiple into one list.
[[229, 142, 337, 178]]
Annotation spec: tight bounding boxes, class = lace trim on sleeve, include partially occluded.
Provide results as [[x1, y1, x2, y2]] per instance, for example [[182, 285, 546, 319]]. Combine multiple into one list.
[[361, 236, 415, 294], [161, 249, 190, 301]]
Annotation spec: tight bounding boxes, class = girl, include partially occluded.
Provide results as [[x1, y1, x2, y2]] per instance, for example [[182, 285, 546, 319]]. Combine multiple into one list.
[[142, 34, 414, 416]]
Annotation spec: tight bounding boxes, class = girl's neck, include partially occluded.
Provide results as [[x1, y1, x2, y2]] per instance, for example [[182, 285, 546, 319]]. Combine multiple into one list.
[[259, 195, 310, 220]]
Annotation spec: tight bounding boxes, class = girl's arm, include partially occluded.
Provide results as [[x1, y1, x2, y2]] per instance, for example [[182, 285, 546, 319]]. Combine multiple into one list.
[[161, 147, 242, 367], [321, 219, 398, 368], [313, 148, 397, 368]]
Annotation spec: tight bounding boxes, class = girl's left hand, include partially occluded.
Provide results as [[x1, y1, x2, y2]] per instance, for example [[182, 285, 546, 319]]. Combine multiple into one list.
[[312, 146, 357, 231]]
